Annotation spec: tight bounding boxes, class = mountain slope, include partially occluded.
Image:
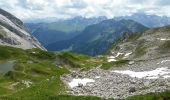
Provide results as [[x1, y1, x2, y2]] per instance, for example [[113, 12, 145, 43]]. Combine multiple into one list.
[[1, 45, 170, 100], [25, 16, 107, 45], [47, 19, 148, 56], [0, 20, 170, 100], [0, 44, 103, 99], [107, 25, 170, 61], [115, 13, 170, 28], [0, 8, 44, 50], [60, 25, 170, 99]]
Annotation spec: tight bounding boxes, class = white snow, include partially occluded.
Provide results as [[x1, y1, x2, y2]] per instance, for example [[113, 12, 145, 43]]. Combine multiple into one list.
[[163, 75, 170, 78], [107, 55, 117, 62], [124, 52, 132, 57], [68, 78, 95, 88], [95, 76, 101, 79], [161, 60, 170, 63], [157, 60, 170, 64], [123, 52, 132, 58], [107, 52, 124, 62], [157, 38, 170, 41], [112, 67, 170, 79], [108, 58, 117, 62], [108, 52, 132, 62], [108, 56, 116, 59], [116, 52, 124, 57]]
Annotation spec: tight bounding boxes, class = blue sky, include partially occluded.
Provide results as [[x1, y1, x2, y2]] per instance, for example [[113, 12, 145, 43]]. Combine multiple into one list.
[[0, 0, 170, 20]]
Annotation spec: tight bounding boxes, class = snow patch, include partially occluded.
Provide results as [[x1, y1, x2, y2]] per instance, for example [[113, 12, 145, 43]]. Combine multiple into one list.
[[68, 78, 95, 88], [124, 52, 132, 57], [161, 60, 170, 63], [123, 52, 132, 58], [108, 58, 117, 62], [107, 52, 124, 62], [112, 67, 170, 79], [157, 60, 170, 64], [116, 52, 124, 57], [163, 75, 170, 78], [157, 38, 170, 41], [95, 76, 101, 79], [107, 55, 117, 62]]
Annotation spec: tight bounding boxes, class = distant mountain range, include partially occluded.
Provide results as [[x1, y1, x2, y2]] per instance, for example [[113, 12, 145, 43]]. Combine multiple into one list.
[[1, 8, 170, 99], [46, 19, 148, 56], [115, 13, 170, 28], [25, 16, 107, 45], [25, 13, 170, 56]]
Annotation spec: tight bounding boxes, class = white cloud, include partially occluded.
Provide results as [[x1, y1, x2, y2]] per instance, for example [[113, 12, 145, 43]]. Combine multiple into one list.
[[0, 0, 170, 20]]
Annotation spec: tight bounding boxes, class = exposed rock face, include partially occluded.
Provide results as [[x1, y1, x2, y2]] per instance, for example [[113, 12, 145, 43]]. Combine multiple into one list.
[[0, 8, 45, 50]]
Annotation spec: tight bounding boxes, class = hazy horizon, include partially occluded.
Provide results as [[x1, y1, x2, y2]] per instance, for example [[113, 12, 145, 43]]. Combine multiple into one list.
[[1, 0, 170, 20]]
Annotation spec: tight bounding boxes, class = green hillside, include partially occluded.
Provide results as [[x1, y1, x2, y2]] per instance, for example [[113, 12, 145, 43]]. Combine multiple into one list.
[[0, 45, 170, 100], [0, 45, 101, 99]]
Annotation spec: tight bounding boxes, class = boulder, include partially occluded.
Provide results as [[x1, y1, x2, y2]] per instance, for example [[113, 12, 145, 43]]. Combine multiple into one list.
[[129, 87, 136, 93]]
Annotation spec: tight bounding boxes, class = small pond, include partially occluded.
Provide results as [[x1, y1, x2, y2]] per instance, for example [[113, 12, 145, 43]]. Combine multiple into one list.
[[0, 60, 15, 74]]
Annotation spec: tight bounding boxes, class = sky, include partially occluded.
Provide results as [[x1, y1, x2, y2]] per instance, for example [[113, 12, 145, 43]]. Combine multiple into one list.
[[0, 0, 170, 20]]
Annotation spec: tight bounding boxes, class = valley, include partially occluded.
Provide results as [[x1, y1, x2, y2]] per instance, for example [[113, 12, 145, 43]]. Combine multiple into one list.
[[1, 24, 170, 99], [25, 13, 170, 56], [0, 2, 170, 100], [46, 19, 148, 56], [25, 16, 107, 46]]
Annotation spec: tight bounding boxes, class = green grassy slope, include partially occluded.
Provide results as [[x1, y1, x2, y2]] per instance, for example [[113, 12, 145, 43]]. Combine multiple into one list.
[[0, 45, 70, 98], [0, 45, 101, 99], [0, 46, 170, 100]]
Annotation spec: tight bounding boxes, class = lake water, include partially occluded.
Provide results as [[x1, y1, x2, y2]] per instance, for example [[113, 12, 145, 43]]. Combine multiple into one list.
[[0, 60, 15, 74]]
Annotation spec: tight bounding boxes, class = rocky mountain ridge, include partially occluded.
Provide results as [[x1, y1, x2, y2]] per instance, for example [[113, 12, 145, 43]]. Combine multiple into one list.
[[47, 19, 148, 56], [25, 16, 107, 45], [0, 8, 45, 50], [115, 13, 170, 28]]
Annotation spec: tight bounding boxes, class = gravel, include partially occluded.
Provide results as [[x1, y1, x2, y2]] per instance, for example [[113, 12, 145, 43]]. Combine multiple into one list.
[[61, 57, 170, 99]]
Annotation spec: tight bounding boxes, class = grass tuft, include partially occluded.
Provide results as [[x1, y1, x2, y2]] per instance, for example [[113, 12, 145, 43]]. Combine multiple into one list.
[[101, 60, 129, 70]]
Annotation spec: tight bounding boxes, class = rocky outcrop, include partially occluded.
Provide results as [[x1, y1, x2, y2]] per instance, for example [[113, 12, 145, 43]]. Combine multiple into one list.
[[108, 25, 170, 61], [0, 8, 45, 50]]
